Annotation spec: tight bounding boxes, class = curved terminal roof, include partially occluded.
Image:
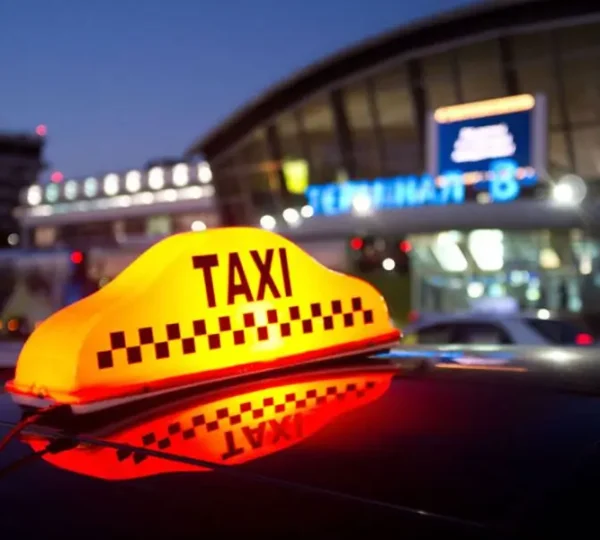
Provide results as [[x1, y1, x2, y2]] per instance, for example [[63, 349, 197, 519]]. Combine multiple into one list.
[[186, 0, 596, 158]]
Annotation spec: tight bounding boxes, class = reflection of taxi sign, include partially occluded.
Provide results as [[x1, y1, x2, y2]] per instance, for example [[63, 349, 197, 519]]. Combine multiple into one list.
[[6, 228, 399, 412], [23, 368, 395, 480]]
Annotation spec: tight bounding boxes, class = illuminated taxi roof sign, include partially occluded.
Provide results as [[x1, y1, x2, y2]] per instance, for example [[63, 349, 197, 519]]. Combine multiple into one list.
[[24, 368, 395, 481], [7, 227, 399, 411]]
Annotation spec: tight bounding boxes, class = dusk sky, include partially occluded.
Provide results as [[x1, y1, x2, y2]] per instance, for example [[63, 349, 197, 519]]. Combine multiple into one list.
[[2, 0, 479, 181]]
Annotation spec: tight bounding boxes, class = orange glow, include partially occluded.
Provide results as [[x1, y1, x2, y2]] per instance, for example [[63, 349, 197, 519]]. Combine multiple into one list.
[[23, 368, 395, 481], [7, 319, 18, 332], [434, 94, 535, 124], [7, 228, 399, 408]]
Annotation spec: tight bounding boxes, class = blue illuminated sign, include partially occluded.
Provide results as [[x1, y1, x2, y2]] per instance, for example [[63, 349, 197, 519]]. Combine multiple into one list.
[[436, 111, 532, 175], [427, 94, 547, 181], [306, 95, 547, 217], [306, 159, 524, 217]]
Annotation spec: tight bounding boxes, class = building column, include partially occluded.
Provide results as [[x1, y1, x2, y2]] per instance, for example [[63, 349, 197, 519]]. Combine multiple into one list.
[[498, 37, 519, 96], [265, 124, 288, 210], [365, 77, 386, 173], [330, 88, 357, 179], [407, 59, 427, 172], [550, 30, 576, 171]]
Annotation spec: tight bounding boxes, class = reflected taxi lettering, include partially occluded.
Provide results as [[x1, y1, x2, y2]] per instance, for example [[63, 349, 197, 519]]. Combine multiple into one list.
[[192, 248, 293, 307], [221, 413, 303, 460], [22, 370, 396, 480]]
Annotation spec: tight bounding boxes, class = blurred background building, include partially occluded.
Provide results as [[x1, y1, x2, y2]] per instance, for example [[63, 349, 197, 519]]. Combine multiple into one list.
[[0, 130, 45, 318], [186, 0, 598, 216], [0, 131, 45, 249], [17, 160, 217, 252], [182, 0, 600, 320], [14, 0, 600, 324]]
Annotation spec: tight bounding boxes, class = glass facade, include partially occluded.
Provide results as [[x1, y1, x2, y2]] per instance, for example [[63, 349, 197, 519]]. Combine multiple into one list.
[[211, 18, 600, 218], [407, 228, 600, 315], [192, 15, 600, 322], [343, 81, 382, 178]]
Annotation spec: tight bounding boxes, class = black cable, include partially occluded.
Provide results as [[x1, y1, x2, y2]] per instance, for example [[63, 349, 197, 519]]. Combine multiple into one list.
[[0, 404, 70, 453]]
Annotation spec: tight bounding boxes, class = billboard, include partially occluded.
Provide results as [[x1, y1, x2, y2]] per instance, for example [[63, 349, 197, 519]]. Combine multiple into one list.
[[427, 93, 547, 192], [306, 94, 547, 217]]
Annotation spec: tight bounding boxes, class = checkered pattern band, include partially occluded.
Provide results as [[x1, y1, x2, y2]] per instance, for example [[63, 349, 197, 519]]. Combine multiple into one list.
[[115, 378, 378, 464], [97, 297, 374, 370]]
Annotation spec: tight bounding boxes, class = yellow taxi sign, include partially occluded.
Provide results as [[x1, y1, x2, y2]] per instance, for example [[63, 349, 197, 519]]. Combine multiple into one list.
[[7, 227, 399, 409]]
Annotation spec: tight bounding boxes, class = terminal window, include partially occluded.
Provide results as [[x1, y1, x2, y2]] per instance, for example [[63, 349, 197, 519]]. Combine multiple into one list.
[[407, 228, 598, 314]]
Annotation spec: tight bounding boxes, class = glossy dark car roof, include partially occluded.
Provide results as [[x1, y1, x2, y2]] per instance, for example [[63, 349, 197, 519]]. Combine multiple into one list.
[[1, 355, 600, 539]]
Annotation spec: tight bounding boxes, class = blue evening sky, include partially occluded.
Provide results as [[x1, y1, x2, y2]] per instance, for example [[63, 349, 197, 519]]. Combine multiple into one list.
[[0, 0, 480, 180]]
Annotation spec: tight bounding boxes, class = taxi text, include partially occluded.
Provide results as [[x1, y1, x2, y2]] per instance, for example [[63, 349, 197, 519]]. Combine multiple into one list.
[[192, 248, 292, 307], [221, 413, 303, 460]]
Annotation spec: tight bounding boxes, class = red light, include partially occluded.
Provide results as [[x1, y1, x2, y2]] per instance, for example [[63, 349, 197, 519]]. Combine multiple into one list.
[[35, 124, 47, 137], [70, 251, 84, 264], [50, 171, 64, 183], [350, 237, 364, 250], [22, 369, 395, 480], [575, 333, 594, 346], [399, 240, 412, 253], [408, 310, 420, 323]]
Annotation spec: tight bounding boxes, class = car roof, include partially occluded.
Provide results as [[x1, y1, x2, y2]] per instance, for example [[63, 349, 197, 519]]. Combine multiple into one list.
[[403, 311, 581, 334], [1, 354, 600, 538], [405, 311, 528, 330]]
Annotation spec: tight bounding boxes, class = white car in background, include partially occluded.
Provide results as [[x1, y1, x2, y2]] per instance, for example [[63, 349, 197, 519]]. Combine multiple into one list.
[[401, 311, 595, 347]]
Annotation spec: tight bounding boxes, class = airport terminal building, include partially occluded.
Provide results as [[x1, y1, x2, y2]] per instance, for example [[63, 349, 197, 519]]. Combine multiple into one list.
[[182, 0, 600, 317], [16, 0, 600, 320]]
